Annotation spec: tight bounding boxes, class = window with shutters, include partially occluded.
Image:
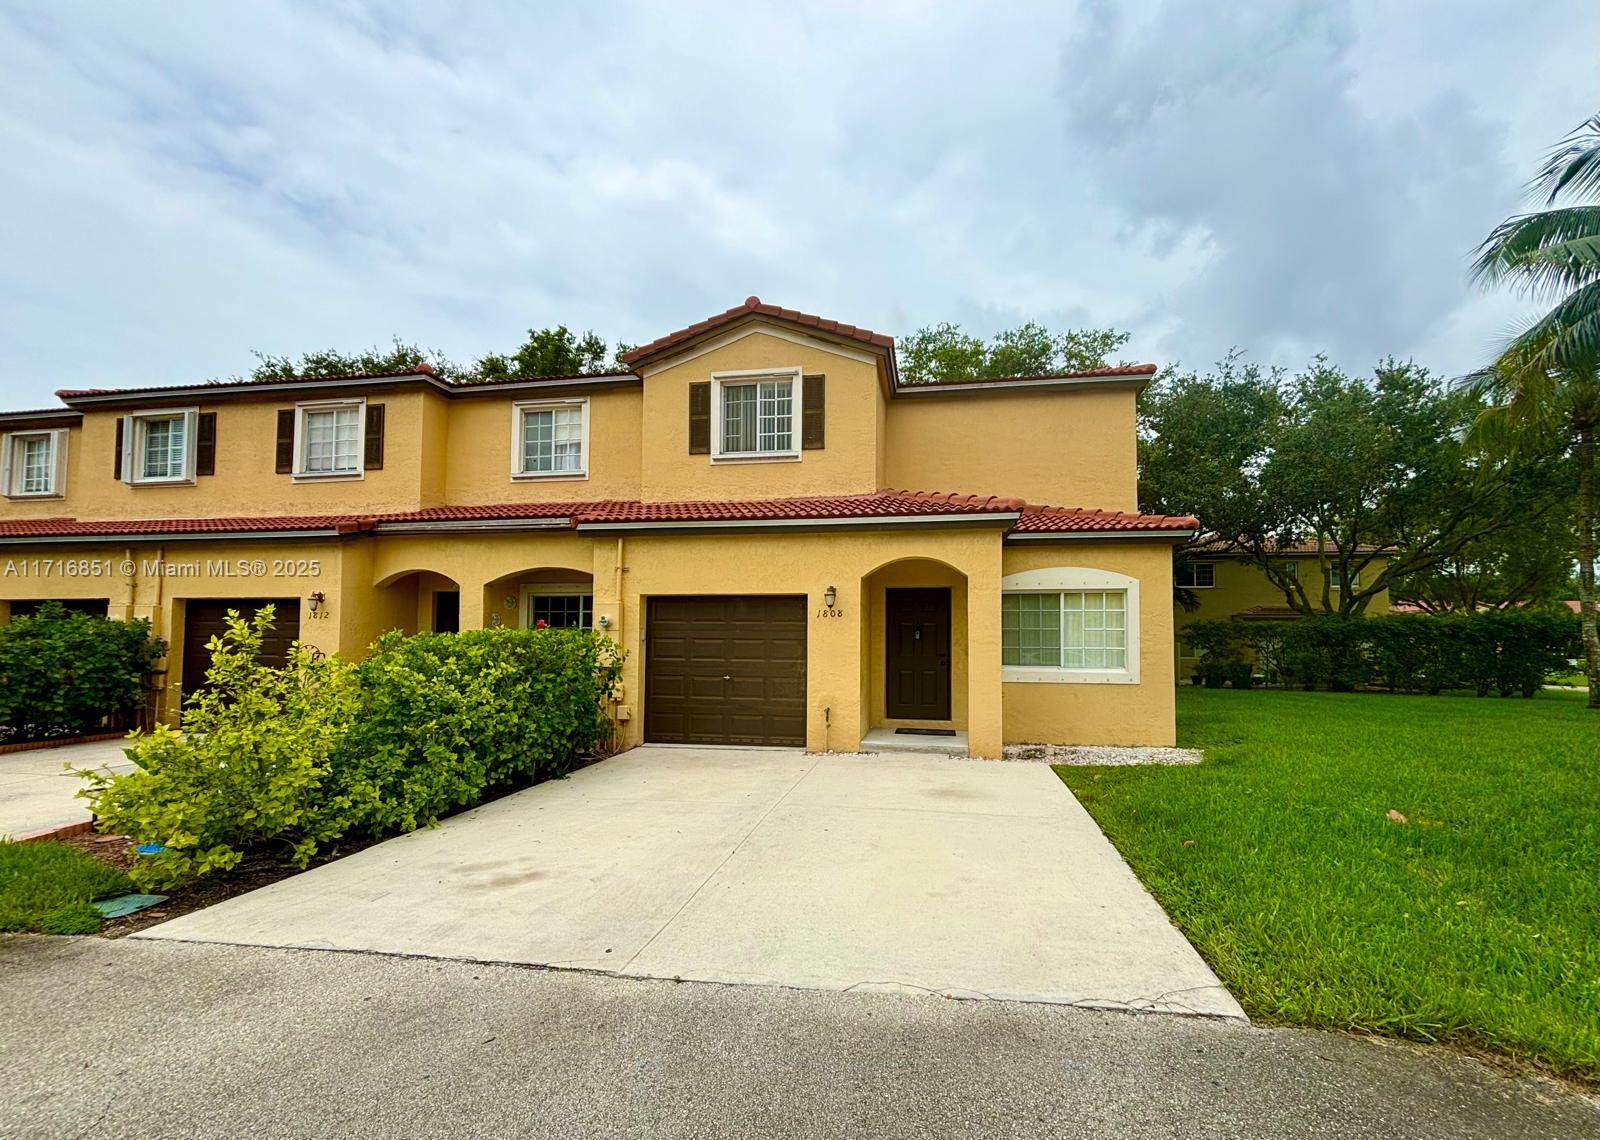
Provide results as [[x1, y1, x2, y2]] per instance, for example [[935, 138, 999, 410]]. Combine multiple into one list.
[[1, 430, 65, 497], [293, 400, 364, 478], [512, 398, 588, 479], [711, 367, 801, 460], [121, 409, 197, 484]]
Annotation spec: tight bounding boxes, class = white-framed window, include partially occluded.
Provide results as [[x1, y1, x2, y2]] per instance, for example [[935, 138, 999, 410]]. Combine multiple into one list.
[[1328, 566, 1358, 590], [1000, 567, 1142, 684], [521, 583, 593, 629], [294, 400, 364, 478], [121, 409, 197, 485], [712, 367, 800, 460], [1176, 562, 1215, 588], [1, 430, 67, 497], [512, 398, 588, 479]]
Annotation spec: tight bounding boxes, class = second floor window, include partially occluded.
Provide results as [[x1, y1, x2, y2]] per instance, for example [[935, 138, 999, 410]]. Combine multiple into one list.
[[714, 371, 798, 458], [140, 416, 186, 480], [1329, 567, 1358, 590], [122, 409, 197, 484], [514, 399, 587, 478], [2, 430, 63, 497], [300, 404, 361, 475], [1175, 562, 1215, 588]]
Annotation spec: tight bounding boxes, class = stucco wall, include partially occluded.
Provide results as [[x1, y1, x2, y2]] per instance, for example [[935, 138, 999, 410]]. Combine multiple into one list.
[[884, 386, 1140, 510], [1000, 541, 1178, 747], [1175, 555, 1392, 679], [441, 386, 643, 505], [638, 330, 884, 500]]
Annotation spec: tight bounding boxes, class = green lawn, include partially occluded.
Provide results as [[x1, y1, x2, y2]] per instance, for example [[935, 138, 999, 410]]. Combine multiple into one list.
[[0, 841, 133, 934], [1057, 688, 1599, 1079]]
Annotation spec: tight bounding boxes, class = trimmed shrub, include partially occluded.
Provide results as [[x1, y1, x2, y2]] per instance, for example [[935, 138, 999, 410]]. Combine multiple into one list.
[[0, 603, 164, 742], [1191, 609, 1580, 696], [81, 609, 624, 890]]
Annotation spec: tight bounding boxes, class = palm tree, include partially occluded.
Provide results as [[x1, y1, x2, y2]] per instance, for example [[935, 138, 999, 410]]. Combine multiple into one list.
[[1470, 114, 1600, 706]]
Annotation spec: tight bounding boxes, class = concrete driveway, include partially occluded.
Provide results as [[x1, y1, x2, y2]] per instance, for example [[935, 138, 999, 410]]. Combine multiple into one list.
[[0, 739, 134, 839], [135, 747, 1242, 1018]]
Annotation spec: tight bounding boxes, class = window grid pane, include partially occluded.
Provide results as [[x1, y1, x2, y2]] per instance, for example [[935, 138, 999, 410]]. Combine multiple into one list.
[[304, 407, 360, 473], [19, 437, 52, 493], [522, 407, 584, 473], [529, 594, 592, 629], [1002, 590, 1127, 670], [141, 417, 186, 480], [722, 379, 793, 454]]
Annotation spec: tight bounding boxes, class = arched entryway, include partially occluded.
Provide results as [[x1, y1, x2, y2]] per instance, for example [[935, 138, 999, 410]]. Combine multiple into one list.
[[859, 556, 970, 751], [481, 567, 596, 630], [372, 569, 464, 635]]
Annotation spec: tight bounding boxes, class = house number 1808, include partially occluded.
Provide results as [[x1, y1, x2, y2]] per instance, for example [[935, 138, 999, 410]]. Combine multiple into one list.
[[814, 607, 845, 619]]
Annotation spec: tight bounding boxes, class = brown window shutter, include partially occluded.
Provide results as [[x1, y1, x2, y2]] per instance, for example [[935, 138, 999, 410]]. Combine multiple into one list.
[[688, 382, 711, 454], [113, 417, 124, 480], [275, 409, 296, 473], [195, 412, 217, 476], [802, 375, 825, 450], [364, 403, 385, 470]]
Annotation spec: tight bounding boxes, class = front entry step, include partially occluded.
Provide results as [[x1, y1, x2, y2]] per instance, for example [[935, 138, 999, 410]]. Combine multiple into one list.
[[858, 728, 969, 757]]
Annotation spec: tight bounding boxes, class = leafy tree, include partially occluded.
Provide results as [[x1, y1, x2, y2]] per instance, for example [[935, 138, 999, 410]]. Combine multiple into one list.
[[472, 326, 619, 382], [1469, 112, 1600, 703], [250, 338, 461, 382], [898, 321, 1130, 383], [246, 327, 631, 385], [1141, 356, 1559, 617]]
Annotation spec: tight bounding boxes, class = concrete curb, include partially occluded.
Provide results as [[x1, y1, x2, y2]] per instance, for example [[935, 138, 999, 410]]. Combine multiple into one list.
[[0, 732, 127, 757]]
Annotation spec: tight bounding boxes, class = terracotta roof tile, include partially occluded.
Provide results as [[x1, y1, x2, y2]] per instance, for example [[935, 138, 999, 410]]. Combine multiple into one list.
[[619, 296, 895, 366], [0, 492, 1195, 540], [906, 365, 1158, 386], [1013, 506, 1198, 534]]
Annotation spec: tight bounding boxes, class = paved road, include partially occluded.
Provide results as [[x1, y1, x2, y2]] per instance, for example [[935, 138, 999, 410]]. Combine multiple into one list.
[[0, 739, 131, 838], [1, 937, 1592, 1140], [134, 747, 1239, 1017]]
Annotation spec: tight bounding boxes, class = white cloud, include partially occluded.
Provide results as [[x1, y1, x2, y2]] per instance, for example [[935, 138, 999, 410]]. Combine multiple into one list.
[[0, 0, 1594, 406]]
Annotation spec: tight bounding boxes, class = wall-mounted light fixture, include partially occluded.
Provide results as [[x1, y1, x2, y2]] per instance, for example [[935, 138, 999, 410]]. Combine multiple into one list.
[[597, 614, 611, 629], [308, 590, 326, 614], [823, 585, 837, 609]]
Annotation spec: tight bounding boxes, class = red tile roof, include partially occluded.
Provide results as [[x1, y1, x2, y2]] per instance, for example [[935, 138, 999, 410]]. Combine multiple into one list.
[[1014, 506, 1198, 534], [55, 367, 443, 401], [0, 492, 1194, 541], [1191, 535, 1389, 556], [906, 365, 1158, 386], [619, 296, 895, 366]]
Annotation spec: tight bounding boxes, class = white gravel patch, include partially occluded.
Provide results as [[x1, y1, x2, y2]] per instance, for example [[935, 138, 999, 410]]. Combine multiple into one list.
[[1003, 743, 1204, 766]]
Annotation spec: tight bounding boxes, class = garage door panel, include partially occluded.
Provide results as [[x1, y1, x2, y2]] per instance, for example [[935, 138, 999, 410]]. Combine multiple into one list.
[[646, 595, 807, 747], [182, 598, 301, 701]]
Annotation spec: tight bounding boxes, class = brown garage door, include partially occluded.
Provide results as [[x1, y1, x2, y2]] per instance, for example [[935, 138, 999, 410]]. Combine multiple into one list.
[[645, 595, 807, 746], [182, 598, 301, 701]]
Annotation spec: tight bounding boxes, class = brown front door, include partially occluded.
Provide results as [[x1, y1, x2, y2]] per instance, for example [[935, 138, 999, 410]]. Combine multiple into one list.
[[181, 598, 301, 702], [885, 587, 951, 720], [645, 595, 807, 746]]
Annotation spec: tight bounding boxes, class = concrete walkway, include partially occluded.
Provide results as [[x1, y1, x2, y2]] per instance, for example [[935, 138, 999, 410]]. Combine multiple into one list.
[[0, 739, 133, 838], [3, 937, 1594, 1140], [136, 746, 1241, 1018]]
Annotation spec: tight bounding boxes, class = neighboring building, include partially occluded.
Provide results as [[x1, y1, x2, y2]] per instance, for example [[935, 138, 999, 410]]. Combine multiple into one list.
[[0, 297, 1196, 754], [1174, 543, 1391, 681]]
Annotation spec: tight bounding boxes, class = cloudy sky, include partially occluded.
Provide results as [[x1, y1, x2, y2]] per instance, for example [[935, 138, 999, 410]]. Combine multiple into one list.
[[1, 1, 1595, 406]]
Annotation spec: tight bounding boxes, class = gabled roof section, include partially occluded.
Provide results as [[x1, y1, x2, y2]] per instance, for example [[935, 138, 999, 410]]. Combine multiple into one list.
[[619, 296, 896, 370], [1012, 506, 1198, 538]]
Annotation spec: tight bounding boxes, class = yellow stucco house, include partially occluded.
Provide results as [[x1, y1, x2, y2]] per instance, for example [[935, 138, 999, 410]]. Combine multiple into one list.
[[0, 298, 1196, 755], [1174, 543, 1392, 681]]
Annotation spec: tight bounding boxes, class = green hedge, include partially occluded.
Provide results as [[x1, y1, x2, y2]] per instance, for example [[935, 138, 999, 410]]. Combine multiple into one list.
[[0, 603, 165, 742], [1182, 610, 1578, 696], [81, 607, 623, 889]]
